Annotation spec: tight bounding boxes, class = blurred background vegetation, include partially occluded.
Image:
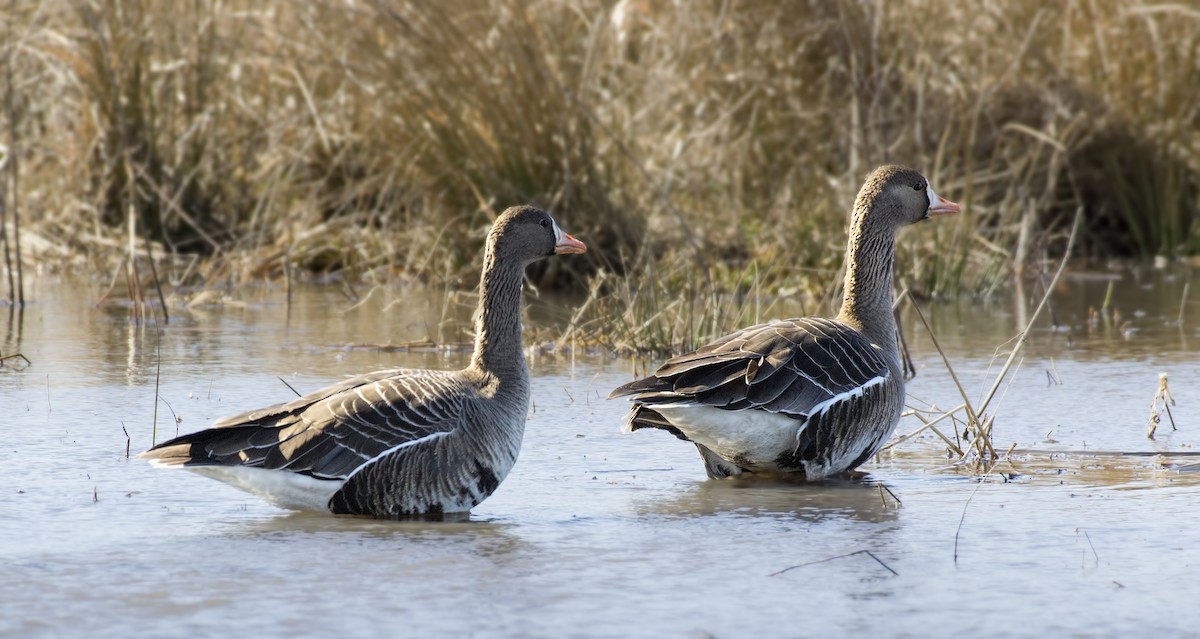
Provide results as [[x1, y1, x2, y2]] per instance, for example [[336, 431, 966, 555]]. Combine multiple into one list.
[[2, 0, 1199, 349]]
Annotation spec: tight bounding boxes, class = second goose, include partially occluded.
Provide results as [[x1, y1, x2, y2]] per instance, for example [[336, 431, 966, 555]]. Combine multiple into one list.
[[609, 165, 959, 479]]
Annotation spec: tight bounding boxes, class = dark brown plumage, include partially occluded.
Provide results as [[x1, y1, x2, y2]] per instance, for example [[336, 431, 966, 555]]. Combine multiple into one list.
[[610, 165, 960, 479], [141, 206, 586, 517]]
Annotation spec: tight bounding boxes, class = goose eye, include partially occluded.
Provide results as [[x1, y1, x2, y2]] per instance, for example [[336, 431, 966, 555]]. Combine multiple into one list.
[[539, 219, 550, 228], [913, 182, 924, 192]]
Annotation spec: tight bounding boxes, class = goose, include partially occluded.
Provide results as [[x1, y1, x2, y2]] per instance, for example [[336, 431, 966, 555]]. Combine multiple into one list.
[[609, 165, 960, 479], [140, 206, 586, 517]]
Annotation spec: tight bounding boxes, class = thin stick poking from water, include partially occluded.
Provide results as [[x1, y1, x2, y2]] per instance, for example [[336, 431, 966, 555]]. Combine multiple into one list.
[[1079, 528, 1099, 565], [154, 395, 181, 437], [144, 236, 168, 324], [152, 328, 162, 445], [770, 549, 898, 577], [3, 2, 24, 307], [0, 152, 12, 304], [1178, 280, 1189, 326], [909, 300, 979, 425], [973, 206, 1082, 436], [284, 247, 293, 313], [954, 473, 990, 565], [126, 203, 145, 323], [893, 288, 916, 379], [877, 482, 902, 507], [278, 376, 302, 397], [95, 256, 126, 308], [121, 423, 130, 459]]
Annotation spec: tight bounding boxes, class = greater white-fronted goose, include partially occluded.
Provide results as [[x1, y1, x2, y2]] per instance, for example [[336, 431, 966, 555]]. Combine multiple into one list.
[[610, 165, 960, 479], [141, 206, 586, 517]]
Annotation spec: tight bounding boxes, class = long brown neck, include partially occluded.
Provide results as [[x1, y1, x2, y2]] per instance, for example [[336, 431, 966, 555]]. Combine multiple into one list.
[[836, 210, 899, 365], [468, 248, 528, 379]]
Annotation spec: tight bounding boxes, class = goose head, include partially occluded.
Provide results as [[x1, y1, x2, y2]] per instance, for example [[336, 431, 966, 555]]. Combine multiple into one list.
[[488, 205, 587, 265], [854, 165, 961, 230]]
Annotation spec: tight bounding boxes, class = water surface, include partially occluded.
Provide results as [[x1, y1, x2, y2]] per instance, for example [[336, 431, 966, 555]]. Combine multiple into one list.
[[3, 270, 1200, 637]]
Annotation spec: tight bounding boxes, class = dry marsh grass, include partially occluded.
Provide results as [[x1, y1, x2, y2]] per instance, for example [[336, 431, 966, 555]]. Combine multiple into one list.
[[3, 0, 1199, 349], [882, 208, 1083, 470]]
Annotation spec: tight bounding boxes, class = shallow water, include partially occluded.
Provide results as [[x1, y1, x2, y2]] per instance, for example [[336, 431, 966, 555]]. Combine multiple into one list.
[[3, 269, 1200, 638]]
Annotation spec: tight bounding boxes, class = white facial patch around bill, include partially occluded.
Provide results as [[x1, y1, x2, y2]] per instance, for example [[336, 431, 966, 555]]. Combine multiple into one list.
[[926, 183, 940, 213]]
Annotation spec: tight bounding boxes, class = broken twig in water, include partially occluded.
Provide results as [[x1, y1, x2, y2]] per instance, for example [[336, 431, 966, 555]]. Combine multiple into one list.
[[1046, 357, 1062, 386], [1146, 373, 1176, 439], [0, 351, 30, 368], [910, 207, 1083, 468], [770, 549, 898, 577], [877, 482, 902, 507], [907, 300, 993, 459], [885, 404, 967, 455]]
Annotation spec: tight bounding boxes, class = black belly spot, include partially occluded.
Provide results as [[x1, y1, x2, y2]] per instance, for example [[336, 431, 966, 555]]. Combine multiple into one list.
[[730, 453, 754, 468], [473, 459, 500, 497], [774, 415, 819, 470], [772, 446, 813, 471]]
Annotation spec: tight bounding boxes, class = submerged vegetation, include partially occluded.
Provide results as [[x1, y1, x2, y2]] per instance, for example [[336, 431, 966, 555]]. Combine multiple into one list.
[[2, 0, 1200, 348]]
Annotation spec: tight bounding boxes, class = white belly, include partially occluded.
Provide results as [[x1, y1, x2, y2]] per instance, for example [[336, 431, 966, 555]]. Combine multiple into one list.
[[652, 404, 803, 464], [187, 466, 344, 512]]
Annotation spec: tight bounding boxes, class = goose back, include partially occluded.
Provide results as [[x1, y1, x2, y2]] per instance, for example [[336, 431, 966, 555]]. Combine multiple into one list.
[[140, 205, 585, 516]]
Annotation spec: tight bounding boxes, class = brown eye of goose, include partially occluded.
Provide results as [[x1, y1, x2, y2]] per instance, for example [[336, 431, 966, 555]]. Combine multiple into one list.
[[913, 182, 924, 192], [539, 219, 550, 228]]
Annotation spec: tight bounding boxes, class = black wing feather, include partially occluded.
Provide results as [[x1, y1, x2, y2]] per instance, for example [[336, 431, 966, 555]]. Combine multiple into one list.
[[610, 317, 889, 418], [142, 368, 468, 480]]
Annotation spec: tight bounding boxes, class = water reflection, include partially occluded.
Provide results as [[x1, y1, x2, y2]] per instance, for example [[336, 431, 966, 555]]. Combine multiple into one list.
[[234, 510, 532, 556], [634, 475, 901, 524], [237, 509, 510, 536], [241, 506, 523, 535], [884, 446, 1200, 490], [907, 266, 1198, 362], [1013, 450, 1200, 489], [2, 302, 22, 366]]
